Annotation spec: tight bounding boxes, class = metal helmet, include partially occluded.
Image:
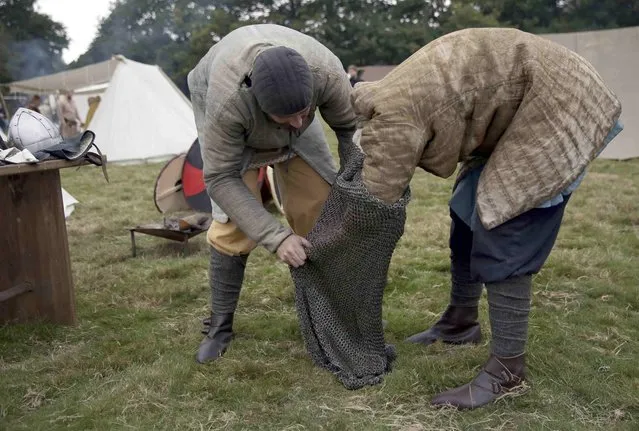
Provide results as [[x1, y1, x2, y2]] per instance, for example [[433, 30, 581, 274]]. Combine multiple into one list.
[[7, 108, 64, 154]]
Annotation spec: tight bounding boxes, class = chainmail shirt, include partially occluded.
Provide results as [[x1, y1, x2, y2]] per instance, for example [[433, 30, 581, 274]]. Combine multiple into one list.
[[291, 142, 410, 390]]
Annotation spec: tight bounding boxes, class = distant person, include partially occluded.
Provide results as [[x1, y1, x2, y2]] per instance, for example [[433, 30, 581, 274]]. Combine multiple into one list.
[[26, 95, 41, 113], [57, 90, 83, 138], [187, 24, 357, 364], [347, 64, 363, 86], [39, 100, 54, 121]]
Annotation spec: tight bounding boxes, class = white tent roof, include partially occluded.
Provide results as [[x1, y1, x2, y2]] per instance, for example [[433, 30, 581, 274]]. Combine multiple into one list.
[[4, 57, 122, 94], [4, 55, 197, 163], [87, 58, 197, 162], [542, 26, 639, 160]]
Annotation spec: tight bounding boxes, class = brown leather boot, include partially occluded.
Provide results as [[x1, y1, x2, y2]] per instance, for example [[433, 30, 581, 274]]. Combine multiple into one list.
[[431, 354, 527, 409], [405, 305, 482, 346]]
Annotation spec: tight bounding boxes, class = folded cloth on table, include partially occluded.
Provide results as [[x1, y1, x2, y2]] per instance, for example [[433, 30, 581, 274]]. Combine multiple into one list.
[[0, 147, 38, 164]]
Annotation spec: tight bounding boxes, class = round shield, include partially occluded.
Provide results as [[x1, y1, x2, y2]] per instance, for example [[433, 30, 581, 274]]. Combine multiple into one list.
[[181, 138, 282, 214], [182, 139, 212, 213], [154, 153, 190, 213]]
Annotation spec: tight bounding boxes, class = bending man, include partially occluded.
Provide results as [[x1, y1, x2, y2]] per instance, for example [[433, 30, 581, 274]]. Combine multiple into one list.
[[187, 24, 356, 364], [350, 28, 622, 409]]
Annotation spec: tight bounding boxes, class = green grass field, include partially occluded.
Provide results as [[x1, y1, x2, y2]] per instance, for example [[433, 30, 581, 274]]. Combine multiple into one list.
[[1, 127, 638, 430]]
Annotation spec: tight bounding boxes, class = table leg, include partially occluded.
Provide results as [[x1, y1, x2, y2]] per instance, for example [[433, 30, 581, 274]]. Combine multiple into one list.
[[182, 233, 189, 254], [130, 230, 137, 257], [0, 169, 76, 324]]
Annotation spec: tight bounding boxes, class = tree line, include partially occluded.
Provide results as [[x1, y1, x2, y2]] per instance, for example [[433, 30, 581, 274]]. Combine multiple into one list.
[[2, 0, 638, 94]]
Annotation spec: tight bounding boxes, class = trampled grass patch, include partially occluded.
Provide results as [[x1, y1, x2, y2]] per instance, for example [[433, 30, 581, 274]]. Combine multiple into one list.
[[1, 128, 638, 430]]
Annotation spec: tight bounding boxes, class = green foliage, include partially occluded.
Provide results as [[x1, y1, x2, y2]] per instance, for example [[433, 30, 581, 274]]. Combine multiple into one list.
[[489, 0, 563, 32], [0, 0, 69, 83], [438, 0, 502, 34], [66, 0, 639, 95], [298, 0, 443, 66], [550, 0, 639, 32], [3, 1, 639, 92]]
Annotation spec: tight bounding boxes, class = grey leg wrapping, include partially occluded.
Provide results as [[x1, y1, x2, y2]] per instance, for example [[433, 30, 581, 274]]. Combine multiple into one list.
[[486, 275, 532, 357], [210, 246, 248, 315], [404, 210, 484, 346], [450, 256, 483, 307], [404, 257, 483, 346], [196, 247, 249, 364]]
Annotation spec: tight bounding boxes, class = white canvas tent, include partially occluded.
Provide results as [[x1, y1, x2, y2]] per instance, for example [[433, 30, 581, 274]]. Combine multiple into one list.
[[542, 26, 639, 160], [4, 55, 197, 163], [73, 83, 109, 121]]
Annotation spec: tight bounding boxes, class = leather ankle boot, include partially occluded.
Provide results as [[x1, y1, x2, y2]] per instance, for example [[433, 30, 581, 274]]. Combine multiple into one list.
[[196, 247, 247, 363], [196, 312, 234, 364], [201, 316, 211, 334], [405, 305, 481, 346], [431, 353, 527, 409]]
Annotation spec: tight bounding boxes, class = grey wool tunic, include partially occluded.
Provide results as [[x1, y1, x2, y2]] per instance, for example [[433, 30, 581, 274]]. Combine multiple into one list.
[[187, 24, 357, 253]]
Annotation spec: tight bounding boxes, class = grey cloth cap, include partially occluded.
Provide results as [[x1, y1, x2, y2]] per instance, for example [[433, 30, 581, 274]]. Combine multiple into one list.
[[251, 46, 313, 116]]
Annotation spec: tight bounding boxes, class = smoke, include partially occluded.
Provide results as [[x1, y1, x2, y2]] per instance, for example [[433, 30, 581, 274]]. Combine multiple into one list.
[[7, 38, 65, 81]]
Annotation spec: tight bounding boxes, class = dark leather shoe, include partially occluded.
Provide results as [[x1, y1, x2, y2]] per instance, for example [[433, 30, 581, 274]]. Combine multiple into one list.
[[431, 354, 527, 409], [196, 313, 234, 364], [405, 305, 481, 346]]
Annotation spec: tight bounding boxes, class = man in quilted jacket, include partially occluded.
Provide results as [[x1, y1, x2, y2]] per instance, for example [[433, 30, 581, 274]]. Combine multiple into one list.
[[350, 27, 622, 409]]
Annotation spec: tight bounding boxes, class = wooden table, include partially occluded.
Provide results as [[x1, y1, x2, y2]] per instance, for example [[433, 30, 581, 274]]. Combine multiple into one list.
[[0, 159, 89, 325]]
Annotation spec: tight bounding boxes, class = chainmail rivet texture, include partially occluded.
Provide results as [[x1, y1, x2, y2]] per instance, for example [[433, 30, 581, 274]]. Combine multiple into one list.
[[291, 142, 410, 390]]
